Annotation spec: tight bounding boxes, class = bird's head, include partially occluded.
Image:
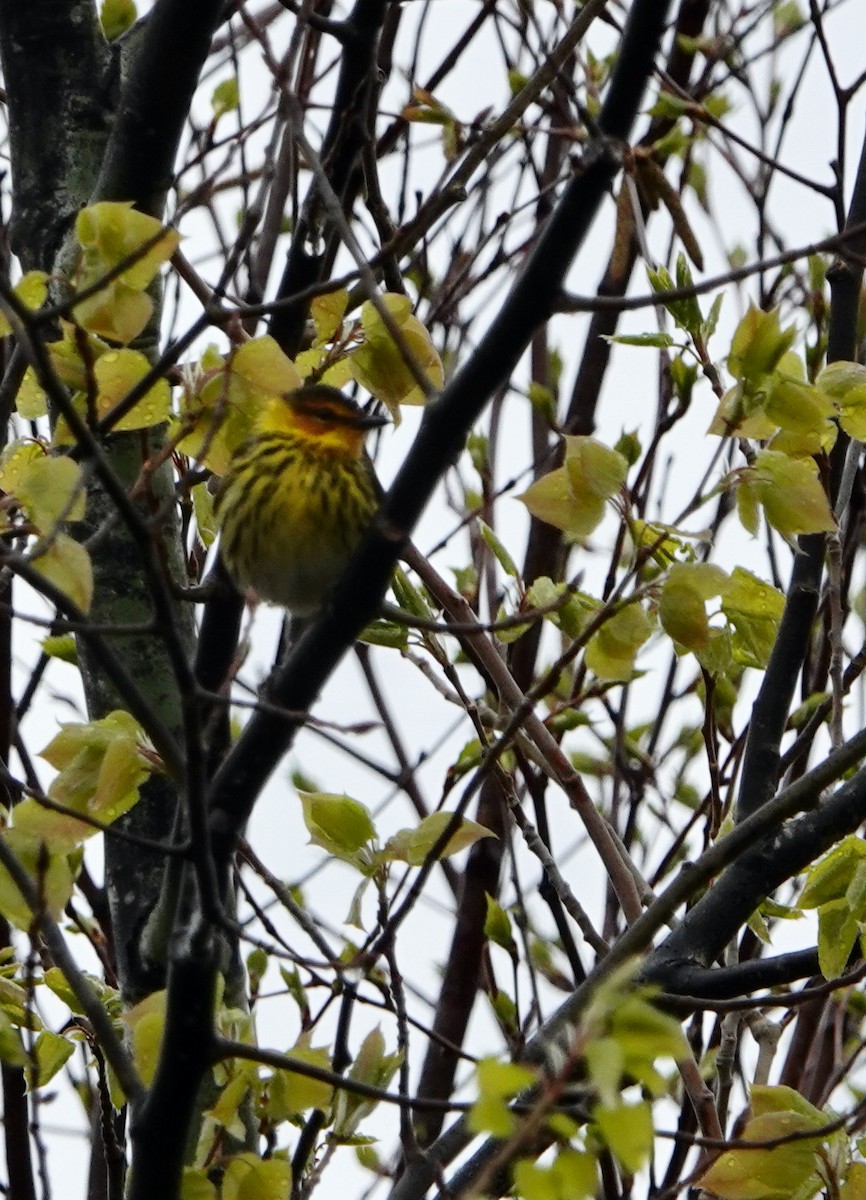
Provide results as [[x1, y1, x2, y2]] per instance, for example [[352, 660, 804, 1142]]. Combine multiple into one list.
[[259, 384, 388, 456]]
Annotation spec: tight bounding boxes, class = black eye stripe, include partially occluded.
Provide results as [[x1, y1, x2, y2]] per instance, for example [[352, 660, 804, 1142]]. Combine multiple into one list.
[[299, 403, 360, 425]]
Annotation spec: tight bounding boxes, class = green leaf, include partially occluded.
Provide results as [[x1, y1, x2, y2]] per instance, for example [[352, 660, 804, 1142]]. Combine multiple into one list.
[[607, 332, 675, 348], [30, 534, 94, 613], [736, 476, 761, 536], [14, 368, 48, 419], [92, 349, 171, 431], [493, 603, 531, 644], [817, 898, 858, 980], [279, 965, 310, 1024], [519, 436, 627, 540], [468, 1058, 537, 1136], [43, 966, 116, 1017], [192, 481, 216, 548], [246, 948, 268, 993], [349, 294, 443, 416], [698, 1089, 827, 1200], [550, 1149, 597, 1200], [606, 993, 689, 1098], [333, 1026, 402, 1137], [212, 77, 240, 119], [123, 990, 166, 1088], [478, 521, 519, 579], [76, 201, 179, 291], [847, 860, 866, 919], [800, 836, 866, 908], [527, 383, 557, 425], [382, 811, 494, 866], [702, 293, 724, 339], [211, 1069, 254, 1133], [0, 830, 76, 930], [0, 449, 86, 532], [609, 992, 689, 1064], [840, 1162, 866, 1200], [484, 894, 518, 958], [0, 271, 49, 337], [72, 202, 179, 343], [345, 876, 370, 930], [100, 0, 136, 39], [222, 1153, 292, 1200], [721, 568, 785, 670], [648, 93, 692, 119], [751, 1084, 825, 1126], [300, 792, 377, 870], [773, 0, 805, 35], [30, 1029, 75, 1089], [594, 1099, 653, 1173], [818, 360, 866, 440], [585, 603, 653, 681], [585, 1036, 624, 1108], [659, 562, 729, 651], [40, 634, 77, 664], [391, 566, 435, 621], [727, 306, 797, 384], [15, 710, 154, 850], [614, 429, 642, 466], [0, 1009, 27, 1068], [232, 336, 303, 397], [519, 465, 600, 538], [564, 436, 629, 501], [646, 256, 702, 332], [764, 375, 834, 437], [181, 1169, 219, 1200], [524, 576, 569, 625], [0, 977, 41, 1030], [358, 619, 409, 649], [310, 289, 349, 345], [513, 1159, 558, 1200], [741, 450, 835, 538], [491, 988, 519, 1037], [268, 1040, 333, 1118]]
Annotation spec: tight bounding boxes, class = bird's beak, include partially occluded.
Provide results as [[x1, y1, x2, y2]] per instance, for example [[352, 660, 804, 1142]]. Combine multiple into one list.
[[356, 411, 390, 430]]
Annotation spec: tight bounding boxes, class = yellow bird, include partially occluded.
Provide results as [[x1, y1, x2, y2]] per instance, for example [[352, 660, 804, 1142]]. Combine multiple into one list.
[[214, 384, 388, 616]]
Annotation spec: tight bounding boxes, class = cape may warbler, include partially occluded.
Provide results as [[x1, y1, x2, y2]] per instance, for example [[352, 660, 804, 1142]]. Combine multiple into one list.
[[214, 384, 388, 615]]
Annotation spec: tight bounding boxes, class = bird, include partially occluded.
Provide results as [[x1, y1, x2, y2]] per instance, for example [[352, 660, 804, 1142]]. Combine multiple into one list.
[[213, 383, 388, 616]]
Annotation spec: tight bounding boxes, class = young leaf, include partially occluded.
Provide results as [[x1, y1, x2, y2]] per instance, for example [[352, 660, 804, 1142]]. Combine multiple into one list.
[[585, 603, 653, 681], [468, 1058, 537, 1136], [0, 270, 49, 337], [30, 1030, 75, 1089], [594, 1100, 653, 1174], [727, 306, 797, 384], [92, 349, 171, 431], [211, 77, 239, 120], [300, 792, 377, 869], [659, 562, 729, 651], [484, 894, 518, 959], [14, 710, 155, 849], [221, 1154, 292, 1200], [741, 451, 835, 538], [100, 0, 136, 40], [478, 521, 519, 579], [382, 811, 494, 866], [721, 568, 785, 669], [519, 465, 601, 538], [349, 295, 443, 414], [268, 1039, 333, 1118], [310, 289, 349, 345]]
